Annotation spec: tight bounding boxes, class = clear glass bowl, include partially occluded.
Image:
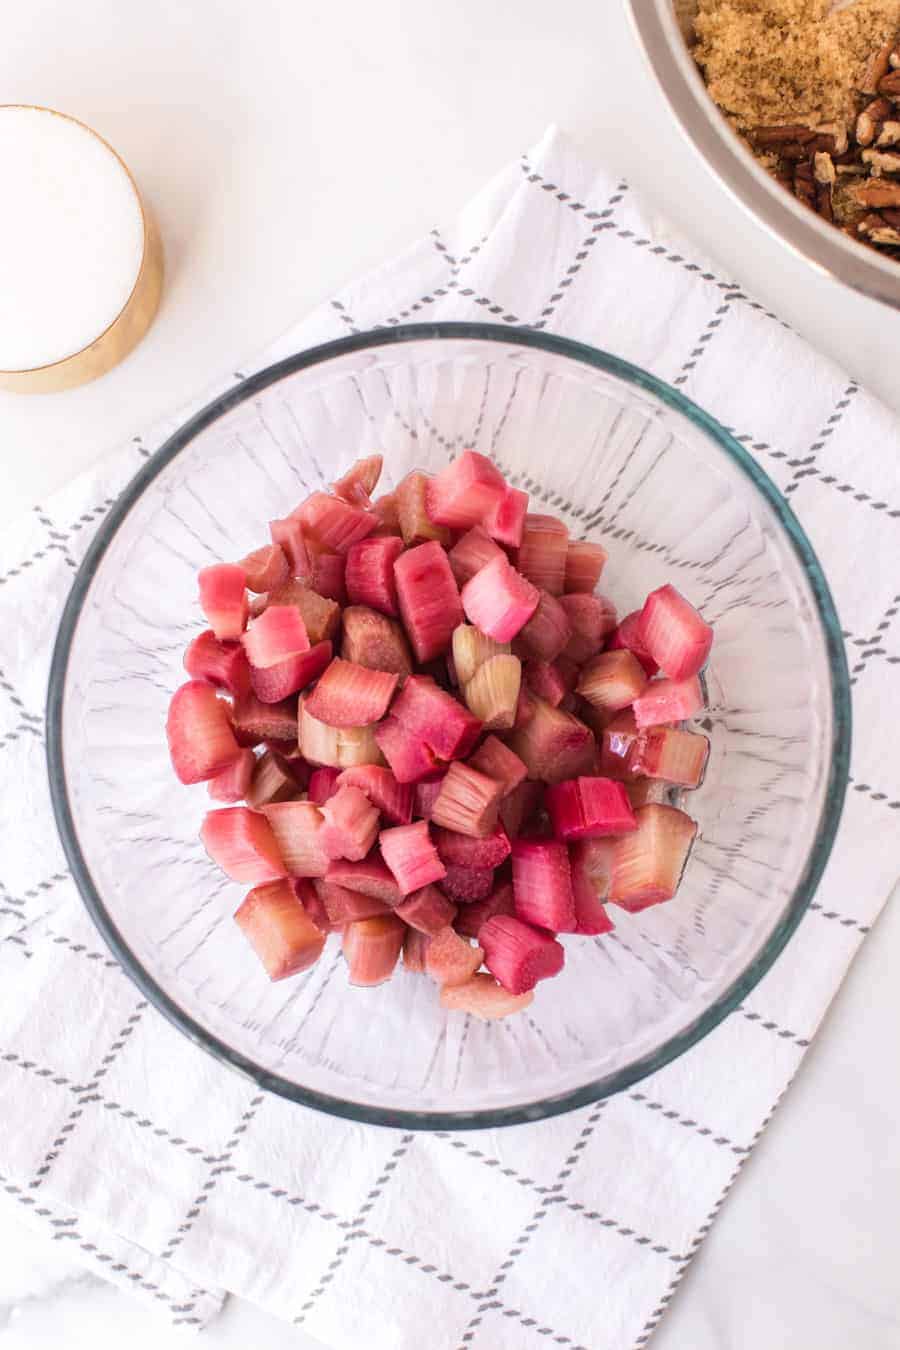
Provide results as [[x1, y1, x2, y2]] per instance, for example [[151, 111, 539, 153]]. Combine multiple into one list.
[[46, 323, 851, 1129]]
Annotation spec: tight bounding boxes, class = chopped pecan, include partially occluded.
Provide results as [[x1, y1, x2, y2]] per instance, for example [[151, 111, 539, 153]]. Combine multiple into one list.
[[857, 212, 900, 246], [878, 70, 900, 97], [816, 123, 850, 156], [751, 124, 816, 148], [854, 178, 900, 207], [792, 161, 817, 211], [862, 35, 897, 94], [857, 97, 893, 147], [876, 121, 900, 147], [862, 148, 900, 175]]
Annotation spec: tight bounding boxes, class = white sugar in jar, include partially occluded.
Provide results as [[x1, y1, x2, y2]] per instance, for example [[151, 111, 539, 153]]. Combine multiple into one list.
[[0, 106, 163, 393]]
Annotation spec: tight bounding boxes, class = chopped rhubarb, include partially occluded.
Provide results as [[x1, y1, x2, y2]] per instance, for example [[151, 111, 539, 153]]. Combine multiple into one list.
[[310, 552, 347, 605], [342, 915, 405, 986], [498, 779, 544, 837], [564, 539, 608, 594], [380, 819, 446, 895], [304, 658, 398, 728], [448, 526, 505, 586], [461, 555, 539, 642], [240, 543, 290, 594], [294, 877, 336, 934], [317, 879, 392, 924], [402, 926, 431, 973], [242, 605, 310, 668], [440, 972, 534, 1019], [341, 605, 413, 679], [609, 803, 697, 911], [235, 879, 325, 980], [245, 750, 297, 808], [332, 453, 383, 506], [560, 593, 618, 663], [463, 654, 522, 731], [454, 881, 516, 939], [431, 761, 504, 838], [269, 517, 312, 579], [640, 584, 713, 680], [345, 535, 403, 616], [232, 692, 298, 746], [318, 784, 380, 861], [184, 631, 251, 698], [266, 581, 340, 645], [396, 470, 452, 547], [577, 650, 649, 713], [597, 709, 641, 780], [268, 743, 310, 787], [468, 736, 528, 795], [201, 806, 286, 882], [394, 540, 464, 662], [513, 590, 572, 663], [375, 716, 439, 784], [424, 925, 485, 986], [632, 726, 709, 787], [299, 697, 383, 768], [441, 864, 495, 902], [607, 610, 659, 677], [308, 765, 341, 805], [545, 776, 637, 841], [249, 640, 332, 703], [337, 765, 413, 825], [570, 837, 616, 900], [396, 884, 458, 935], [485, 485, 529, 548], [259, 800, 329, 877], [292, 492, 377, 553], [632, 676, 704, 729], [326, 853, 402, 905], [525, 659, 568, 707], [451, 624, 511, 686], [372, 490, 401, 535], [198, 563, 248, 641], [413, 773, 447, 818], [517, 514, 569, 595], [570, 855, 615, 936], [625, 777, 671, 808], [480, 915, 564, 994], [510, 838, 575, 931], [167, 681, 242, 785], [507, 698, 595, 784], [389, 674, 482, 760], [435, 824, 511, 868], [425, 450, 507, 529], [207, 749, 255, 803]]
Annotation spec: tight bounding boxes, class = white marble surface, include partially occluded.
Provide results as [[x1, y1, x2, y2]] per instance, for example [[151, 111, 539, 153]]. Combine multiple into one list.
[[1, 1, 898, 1346]]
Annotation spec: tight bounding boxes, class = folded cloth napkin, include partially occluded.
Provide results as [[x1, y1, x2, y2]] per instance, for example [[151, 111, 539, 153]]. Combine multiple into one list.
[[1, 126, 898, 1350]]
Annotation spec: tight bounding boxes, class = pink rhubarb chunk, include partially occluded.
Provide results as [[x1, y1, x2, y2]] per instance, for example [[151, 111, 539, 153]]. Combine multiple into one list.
[[507, 697, 596, 784], [292, 492, 377, 553], [318, 784, 380, 861], [424, 450, 507, 529], [461, 554, 540, 642], [485, 485, 529, 549], [632, 675, 704, 729], [576, 650, 649, 713], [332, 454, 383, 507], [380, 820, 446, 896], [396, 884, 458, 935], [342, 915, 405, 986], [440, 972, 534, 1019], [235, 879, 326, 980], [394, 540, 464, 662], [454, 880, 516, 939], [345, 535, 404, 616], [560, 593, 618, 663], [448, 526, 506, 586], [167, 681, 242, 785], [207, 748, 255, 803], [374, 716, 439, 784], [308, 765, 341, 805], [242, 605, 310, 668], [337, 764, 413, 825], [639, 584, 713, 680], [198, 563, 248, 641], [304, 658, 398, 727], [631, 726, 709, 788], [467, 736, 528, 795], [240, 544, 290, 594], [564, 540, 607, 594], [480, 915, 564, 994], [606, 610, 659, 677], [608, 803, 697, 911], [260, 801, 330, 877], [424, 925, 485, 986], [510, 838, 576, 931], [545, 776, 637, 841], [431, 761, 504, 838], [249, 641, 331, 704], [201, 807, 286, 882], [517, 514, 569, 596], [184, 630, 251, 698], [441, 864, 495, 902], [434, 823, 511, 868], [389, 674, 482, 760], [326, 853, 402, 905]]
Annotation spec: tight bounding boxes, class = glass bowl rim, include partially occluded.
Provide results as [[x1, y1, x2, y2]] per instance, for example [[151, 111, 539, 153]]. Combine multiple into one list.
[[45, 320, 852, 1130]]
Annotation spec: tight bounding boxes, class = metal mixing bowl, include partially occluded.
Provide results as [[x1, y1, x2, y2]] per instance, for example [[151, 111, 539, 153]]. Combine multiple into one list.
[[628, 0, 900, 309]]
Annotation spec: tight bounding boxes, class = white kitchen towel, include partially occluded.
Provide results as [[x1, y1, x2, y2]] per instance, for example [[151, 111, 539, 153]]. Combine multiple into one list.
[[1, 125, 898, 1350]]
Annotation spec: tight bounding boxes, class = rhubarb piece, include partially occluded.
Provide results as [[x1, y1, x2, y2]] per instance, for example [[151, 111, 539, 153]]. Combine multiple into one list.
[[463, 654, 522, 731], [396, 470, 452, 546], [332, 453, 383, 506], [403, 926, 431, 973], [413, 773, 447, 818], [326, 853, 402, 905], [292, 491, 377, 553], [510, 838, 575, 931], [374, 716, 439, 784], [319, 784, 380, 861], [308, 765, 342, 805], [305, 658, 398, 728], [235, 880, 325, 980], [640, 584, 713, 680], [514, 684, 537, 728], [396, 884, 458, 935], [480, 915, 564, 994], [240, 543, 290, 594], [207, 748, 255, 803], [341, 606, 413, 679], [441, 864, 495, 902], [345, 535, 404, 616], [294, 877, 335, 934], [184, 630, 252, 698], [560, 593, 618, 663], [372, 490, 401, 535], [201, 807, 286, 882], [517, 514, 569, 595], [545, 777, 637, 841], [261, 800, 330, 877], [577, 650, 649, 713], [317, 879, 392, 924], [310, 552, 347, 605], [512, 590, 572, 663], [451, 624, 511, 686], [524, 659, 568, 707], [245, 750, 297, 808], [499, 779, 544, 837], [299, 697, 383, 768], [394, 540, 464, 662], [380, 820, 446, 895], [632, 676, 704, 729], [249, 641, 332, 703], [425, 450, 507, 529], [625, 777, 671, 809], [632, 726, 709, 788], [266, 581, 340, 645], [564, 539, 607, 593], [232, 692, 298, 746], [167, 681, 242, 784], [242, 606, 310, 668], [507, 698, 595, 784], [198, 563, 248, 641], [448, 526, 505, 586], [598, 709, 641, 780], [485, 485, 528, 548], [336, 765, 413, 825], [454, 881, 516, 939], [342, 914, 405, 986], [424, 925, 485, 987], [440, 972, 534, 1019], [570, 854, 615, 936], [389, 674, 482, 760], [570, 837, 616, 900], [607, 610, 659, 677], [468, 736, 528, 795], [269, 518, 312, 579], [435, 823, 511, 868], [461, 555, 539, 642], [609, 803, 697, 911], [431, 761, 504, 838]]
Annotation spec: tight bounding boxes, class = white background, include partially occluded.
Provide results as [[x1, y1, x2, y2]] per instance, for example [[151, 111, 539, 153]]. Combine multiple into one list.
[[1, 2, 898, 1347]]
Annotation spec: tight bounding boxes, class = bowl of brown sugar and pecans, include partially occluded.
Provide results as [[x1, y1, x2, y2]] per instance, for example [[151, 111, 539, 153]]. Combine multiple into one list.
[[629, 1, 900, 308]]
